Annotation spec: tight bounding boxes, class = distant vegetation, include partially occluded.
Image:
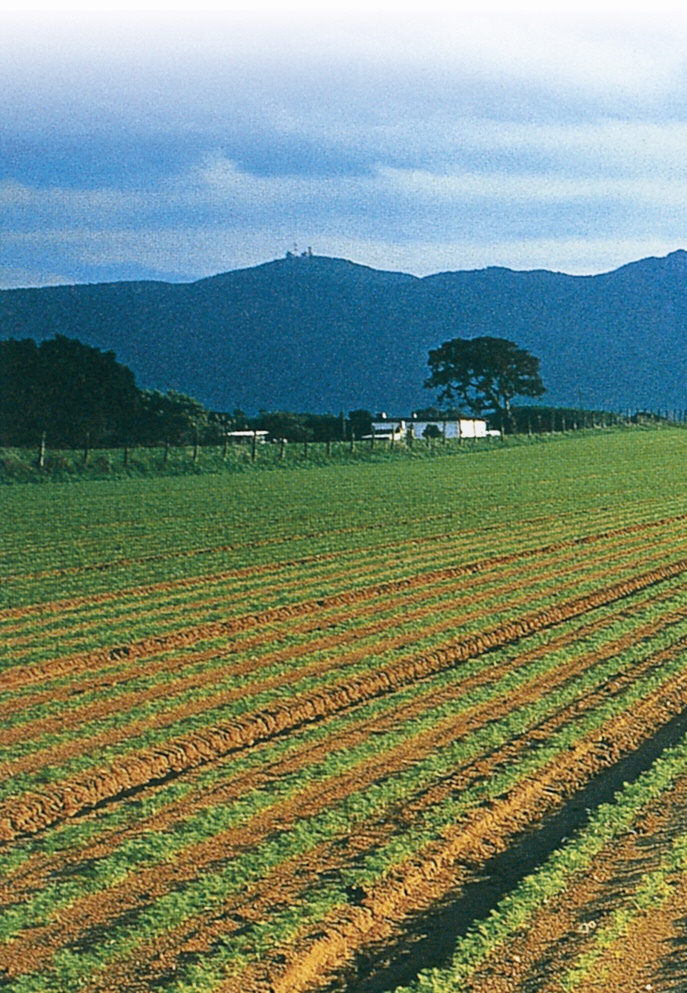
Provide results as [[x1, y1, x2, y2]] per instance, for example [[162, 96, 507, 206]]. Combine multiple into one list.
[[0, 332, 679, 484], [0, 336, 373, 451], [0, 335, 215, 450]]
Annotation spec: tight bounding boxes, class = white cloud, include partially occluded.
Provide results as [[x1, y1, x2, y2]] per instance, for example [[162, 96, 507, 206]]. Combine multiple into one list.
[[5, 1, 687, 121], [8, 136, 687, 230], [378, 164, 687, 206], [5, 133, 687, 289], [0, 264, 75, 289], [5, 2, 687, 287]]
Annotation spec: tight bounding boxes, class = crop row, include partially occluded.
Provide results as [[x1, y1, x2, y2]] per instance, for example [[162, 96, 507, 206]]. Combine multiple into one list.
[[75, 613, 687, 993], [0, 509, 463, 588], [6, 441, 687, 991], [2, 543, 687, 828], [0, 575, 676, 906], [0, 534, 638, 717], [4, 507, 686, 693], [4, 484, 684, 617], [3, 428, 687, 574], [0, 560, 609, 757], [0, 525, 675, 760], [257, 632, 687, 993], [4, 499, 674, 634], [0, 450, 640, 576], [390, 722, 687, 993], [5, 571, 687, 990], [0, 513, 587, 655], [3, 511, 608, 654], [1, 434, 687, 993]]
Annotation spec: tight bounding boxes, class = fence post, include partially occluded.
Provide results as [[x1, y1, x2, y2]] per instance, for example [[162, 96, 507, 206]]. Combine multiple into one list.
[[83, 431, 90, 465], [251, 431, 257, 462], [37, 431, 46, 469], [193, 429, 199, 463]]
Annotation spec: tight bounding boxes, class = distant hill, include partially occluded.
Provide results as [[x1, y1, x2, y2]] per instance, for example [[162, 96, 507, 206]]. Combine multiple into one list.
[[2, 251, 687, 413]]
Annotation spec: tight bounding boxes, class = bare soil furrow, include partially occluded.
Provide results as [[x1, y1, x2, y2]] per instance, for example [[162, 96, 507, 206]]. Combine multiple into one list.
[[5, 586, 684, 982], [0, 517, 658, 719], [0, 576, 549, 780], [0, 508, 673, 632], [0, 523, 584, 670], [0, 500, 622, 595], [0, 534, 646, 751], [2, 513, 682, 693], [462, 773, 687, 992], [1, 587, 659, 913], [568, 874, 687, 993], [0, 583, 548, 751], [0, 556, 684, 844], [2, 513, 675, 659], [0, 516, 480, 624], [87, 622, 687, 993], [266, 657, 687, 993]]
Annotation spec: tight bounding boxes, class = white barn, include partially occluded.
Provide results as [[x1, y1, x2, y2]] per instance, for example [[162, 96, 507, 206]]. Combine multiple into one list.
[[370, 417, 499, 441], [367, 420, 408, 442], [226, 430, 269, 444]]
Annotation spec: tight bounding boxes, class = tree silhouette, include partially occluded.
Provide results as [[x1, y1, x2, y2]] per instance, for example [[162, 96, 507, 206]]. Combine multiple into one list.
[[0, 335, 140, 446], [425, 336, 545, 431]]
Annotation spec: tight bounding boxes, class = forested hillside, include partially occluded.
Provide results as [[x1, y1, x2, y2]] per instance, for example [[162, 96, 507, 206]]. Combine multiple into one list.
[[2, 251, 687, 413]]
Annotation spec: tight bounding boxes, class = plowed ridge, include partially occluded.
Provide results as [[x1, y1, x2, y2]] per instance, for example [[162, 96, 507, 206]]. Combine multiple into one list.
[[7, 475, 687, 993], [3, 510, 683, 687], [5, 576, 687, 986], [3, 576, 680, 920], [0, 527, 668, 771], [2, 554, 686, 843]]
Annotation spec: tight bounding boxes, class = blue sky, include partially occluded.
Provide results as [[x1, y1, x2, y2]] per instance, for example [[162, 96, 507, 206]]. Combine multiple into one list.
[[3, 0, 687, 287]]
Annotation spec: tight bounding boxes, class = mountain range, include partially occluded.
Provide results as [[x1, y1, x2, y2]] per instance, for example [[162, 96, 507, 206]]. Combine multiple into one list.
[[2, 250, 687, 414]]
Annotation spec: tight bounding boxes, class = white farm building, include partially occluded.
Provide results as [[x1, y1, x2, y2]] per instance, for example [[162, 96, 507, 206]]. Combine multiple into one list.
[[370, 417, 500, 441]]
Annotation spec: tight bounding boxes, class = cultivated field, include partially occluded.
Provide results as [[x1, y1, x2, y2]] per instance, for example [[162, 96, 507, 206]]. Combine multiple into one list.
[[2, 429, 687, 992]]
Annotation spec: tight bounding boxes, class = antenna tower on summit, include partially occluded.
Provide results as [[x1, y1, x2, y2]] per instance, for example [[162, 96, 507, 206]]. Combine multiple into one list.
[[285, 243, 314, 259]]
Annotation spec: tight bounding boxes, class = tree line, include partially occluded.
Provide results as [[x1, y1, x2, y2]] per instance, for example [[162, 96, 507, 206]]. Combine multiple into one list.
[[0, 332, 640, 454], [0, 336, 379, 449], [0, 336, 218, 448]]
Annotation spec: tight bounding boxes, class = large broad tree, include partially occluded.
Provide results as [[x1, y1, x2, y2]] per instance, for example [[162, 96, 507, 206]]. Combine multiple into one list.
[[0, 335, 141, 447], [425, 336, 545, 431]]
